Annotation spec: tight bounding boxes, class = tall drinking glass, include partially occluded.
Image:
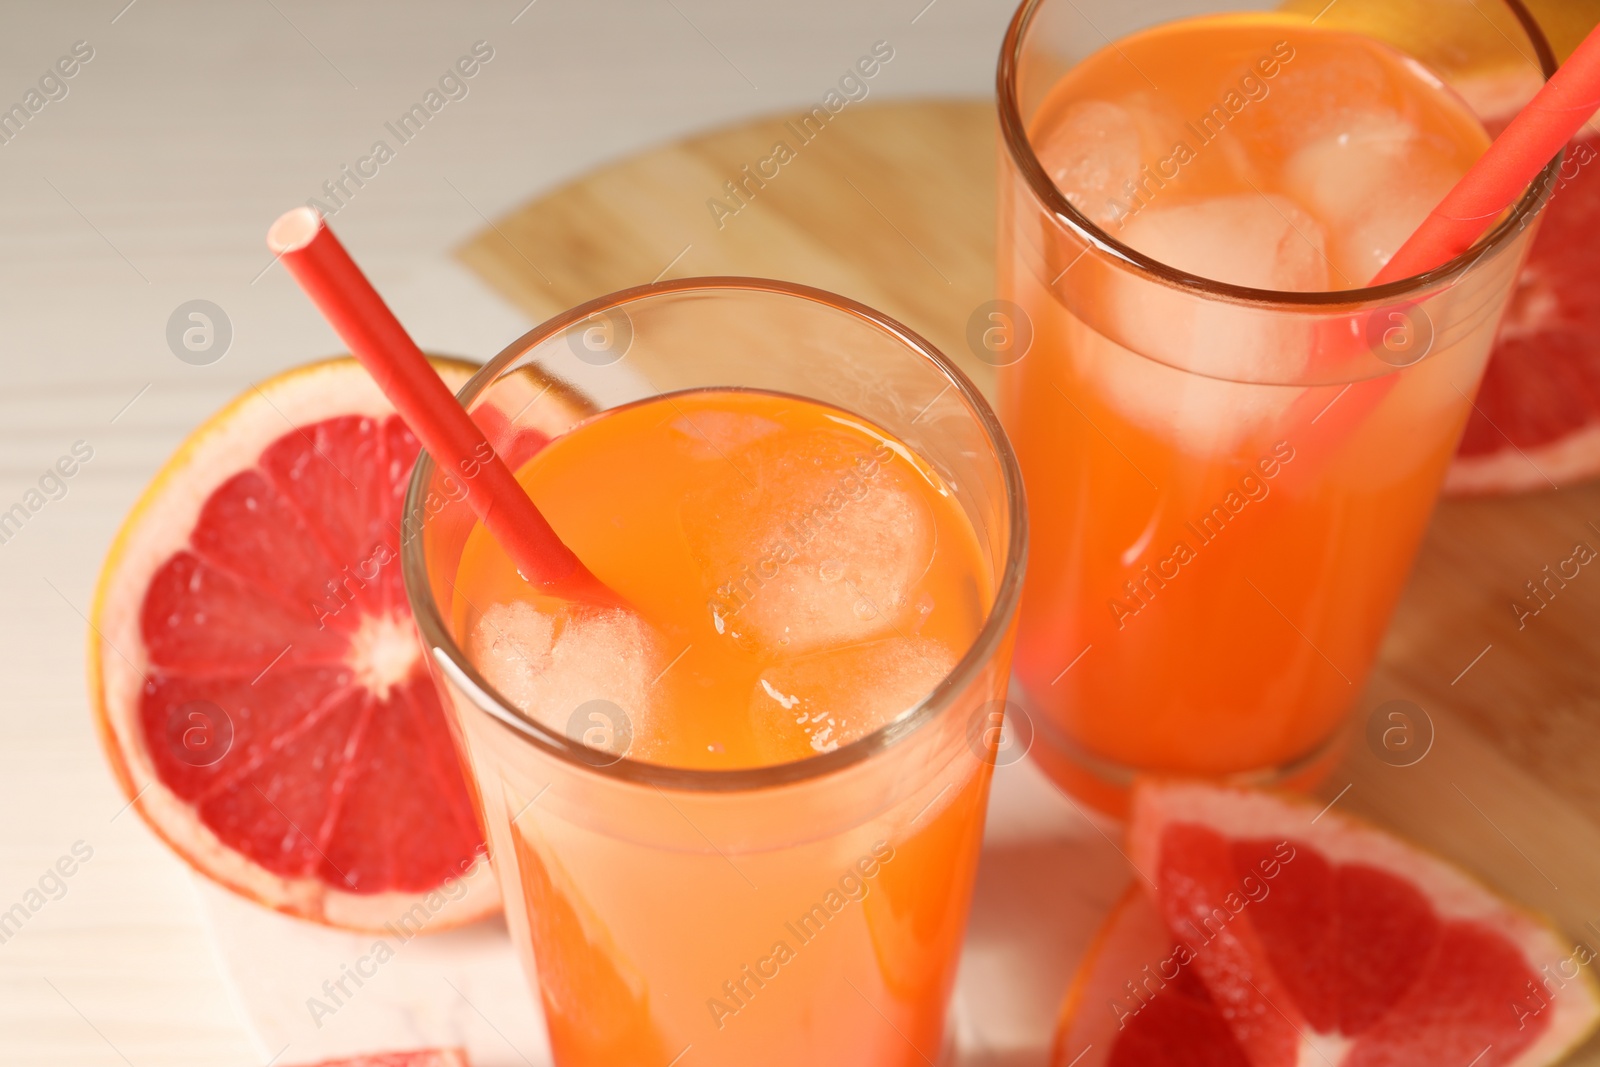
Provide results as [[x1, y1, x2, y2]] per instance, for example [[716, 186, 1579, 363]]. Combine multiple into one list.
[[996, 0, 1559, 812], [402, 278, 1026, 1066]]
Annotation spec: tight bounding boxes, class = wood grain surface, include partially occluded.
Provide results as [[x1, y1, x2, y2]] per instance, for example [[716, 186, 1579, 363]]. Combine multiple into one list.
[[460, 99, 1600, 1061]]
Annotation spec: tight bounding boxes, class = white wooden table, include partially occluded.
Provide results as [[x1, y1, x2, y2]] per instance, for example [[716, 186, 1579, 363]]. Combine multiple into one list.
[[0, 3, 1028, 1063]]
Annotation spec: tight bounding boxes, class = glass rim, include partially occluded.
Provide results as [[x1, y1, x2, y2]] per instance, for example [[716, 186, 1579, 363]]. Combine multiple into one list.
[[401, 275, 1029, 794], [995, 0, 1563, 309]]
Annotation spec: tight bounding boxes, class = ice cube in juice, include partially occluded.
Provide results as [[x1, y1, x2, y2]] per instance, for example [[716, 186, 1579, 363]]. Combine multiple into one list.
[[453, 388, 986, 769]]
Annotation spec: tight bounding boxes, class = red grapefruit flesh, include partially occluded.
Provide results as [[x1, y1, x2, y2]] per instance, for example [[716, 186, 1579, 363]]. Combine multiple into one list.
[[289, 1052, 468, 1067], [1053, 889, 1251, 1067], [1446, 78, 1600, 495], [1051, 783, 1599, 1067], [89, 357, 591, 930]]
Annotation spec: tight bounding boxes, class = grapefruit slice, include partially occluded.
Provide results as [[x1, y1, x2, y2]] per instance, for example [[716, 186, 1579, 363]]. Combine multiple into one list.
[[89, 357, 591, 930], [289, 1052, 468, 1067], [1053, 889, 1251, 1067], [1445, 74, 1600, 495], [1051, 783, 1599, 1067]]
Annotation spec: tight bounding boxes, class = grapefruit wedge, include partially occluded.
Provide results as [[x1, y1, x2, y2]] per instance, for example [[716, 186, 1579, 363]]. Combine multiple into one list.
[[1051, 782, 1599, 1067], [89, 357, 590, 930], [1445, 71, 1600, 495]]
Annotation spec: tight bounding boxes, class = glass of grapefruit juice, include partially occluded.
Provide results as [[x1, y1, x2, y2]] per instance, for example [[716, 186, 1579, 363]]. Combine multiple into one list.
[[996, 0, 1558, 810], [401, 279, 1026, 1066]]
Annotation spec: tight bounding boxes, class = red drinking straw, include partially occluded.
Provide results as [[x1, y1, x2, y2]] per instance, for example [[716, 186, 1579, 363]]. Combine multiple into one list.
[[1292, 22, 1600, 459], [1372, 21, 1600, 286], [267, 207, 610, 602]]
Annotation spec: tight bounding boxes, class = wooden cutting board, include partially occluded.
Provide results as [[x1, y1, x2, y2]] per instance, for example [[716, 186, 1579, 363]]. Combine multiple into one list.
[[459, 100, 1600, 1060]]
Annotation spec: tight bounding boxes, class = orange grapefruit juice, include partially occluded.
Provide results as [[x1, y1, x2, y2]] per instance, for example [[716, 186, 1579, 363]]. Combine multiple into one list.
[[449, 388, 995, 1066], [998, 15, 1525, 790]]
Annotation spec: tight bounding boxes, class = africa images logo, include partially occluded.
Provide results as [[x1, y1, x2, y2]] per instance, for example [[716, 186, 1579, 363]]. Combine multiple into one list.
[[1109, 441, 1295, 628], [705, 41, 895, 229], [705, 841, 895, 1030]]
